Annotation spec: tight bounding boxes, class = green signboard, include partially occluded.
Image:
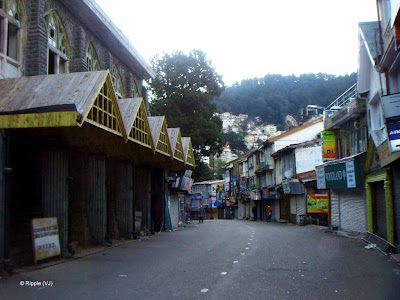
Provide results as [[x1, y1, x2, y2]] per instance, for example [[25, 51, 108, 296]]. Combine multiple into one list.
[[318, 159, 361, 189]]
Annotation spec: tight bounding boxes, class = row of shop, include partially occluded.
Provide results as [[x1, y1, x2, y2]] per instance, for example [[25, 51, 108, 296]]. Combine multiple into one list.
[[0, 71, 195, 269]]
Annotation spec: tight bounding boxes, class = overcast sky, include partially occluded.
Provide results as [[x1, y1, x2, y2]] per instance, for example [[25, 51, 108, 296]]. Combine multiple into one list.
[[95, 0, 378, 85]]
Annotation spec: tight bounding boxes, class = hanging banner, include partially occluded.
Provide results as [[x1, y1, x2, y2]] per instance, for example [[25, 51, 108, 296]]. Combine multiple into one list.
[[307, 194, 329, 214], [31, 218, 61, 264], [322, 131, 336, 160]]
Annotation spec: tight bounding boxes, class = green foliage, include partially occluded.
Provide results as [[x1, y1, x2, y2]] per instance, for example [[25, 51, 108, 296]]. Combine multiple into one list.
[[213, 73, 357, 130], [149, 50, 225, 156], [220, 132, 247, 153], [192, 161, 215, 182]]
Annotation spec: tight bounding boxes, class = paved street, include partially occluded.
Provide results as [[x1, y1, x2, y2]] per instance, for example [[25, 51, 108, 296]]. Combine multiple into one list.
[[1, 220, 399, 300]]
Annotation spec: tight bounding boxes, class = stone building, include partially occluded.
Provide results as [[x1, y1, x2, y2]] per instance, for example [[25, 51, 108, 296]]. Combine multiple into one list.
[[0, 0, 194, 272]]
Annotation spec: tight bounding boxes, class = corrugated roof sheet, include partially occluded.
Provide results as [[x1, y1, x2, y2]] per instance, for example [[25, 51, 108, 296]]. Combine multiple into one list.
[[0, 71, 108, 117]]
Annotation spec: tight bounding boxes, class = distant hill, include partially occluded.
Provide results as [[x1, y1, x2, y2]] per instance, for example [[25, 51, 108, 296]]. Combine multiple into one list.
[[213, 73, 357, 130]]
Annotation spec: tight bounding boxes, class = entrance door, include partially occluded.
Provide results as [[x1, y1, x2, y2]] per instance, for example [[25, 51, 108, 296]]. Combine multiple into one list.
[[280, 196, 290, 221]]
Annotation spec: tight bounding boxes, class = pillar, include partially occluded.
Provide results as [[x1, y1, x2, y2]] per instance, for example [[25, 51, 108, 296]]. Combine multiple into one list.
[[384, 175, 394, 245]]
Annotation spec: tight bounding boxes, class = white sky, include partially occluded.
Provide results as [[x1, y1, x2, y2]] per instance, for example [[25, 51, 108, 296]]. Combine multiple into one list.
[[95, 0, 378, 85]]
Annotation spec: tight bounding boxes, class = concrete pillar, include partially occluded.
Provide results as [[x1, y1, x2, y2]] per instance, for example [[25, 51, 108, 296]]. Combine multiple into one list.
[[384, 175, 394, 245], [365, 182, 373, 233]]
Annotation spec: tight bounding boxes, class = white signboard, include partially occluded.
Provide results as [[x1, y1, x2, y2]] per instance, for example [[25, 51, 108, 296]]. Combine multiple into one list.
[[295, 145, 323, 174], [345, 161, 356, 188], [381, 94, 400, 118], [316, 167, 326, 189], [32, 218, 61, 264]]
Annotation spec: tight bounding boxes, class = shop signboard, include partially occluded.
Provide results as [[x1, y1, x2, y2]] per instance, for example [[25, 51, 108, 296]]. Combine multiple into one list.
[[387, 122, 400, 153], [381, 93, 400, 118], [322, 131, 336, 160], [180, 176, 193, 192], [31, 217, 61, 264], [316, 160, 360, 189], [261, 188, 269, 199], [282, 180, 290, 194], [307, 193, 329, 214], [377, 140, 400, 167], [239, 177, 246, 191]]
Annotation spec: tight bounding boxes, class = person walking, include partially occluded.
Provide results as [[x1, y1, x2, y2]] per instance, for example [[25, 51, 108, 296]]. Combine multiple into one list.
[[198, 206, 205, 223], [266, 205, 272, 222]]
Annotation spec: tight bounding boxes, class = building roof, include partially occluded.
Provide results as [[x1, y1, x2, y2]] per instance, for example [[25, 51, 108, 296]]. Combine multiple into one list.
[[359, 21, 379, 60], [193, 179, 225, 185], [118, 97, 142, 136], [60, 0, 156, 79], [263, 117, 323, 146], [0, 71, 108, 116]]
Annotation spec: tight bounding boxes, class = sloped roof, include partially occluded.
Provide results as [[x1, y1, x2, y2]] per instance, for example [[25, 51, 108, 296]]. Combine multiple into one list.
[[182, 137, 195, 166], [359, 21, 379, 60], [148, 116, 165, 143], [59, 0, 155, 79], [0, 71, 108, 116], [167, 128, 179, 150], [263, 117, 323, 146], [118, 98, 142, 137]]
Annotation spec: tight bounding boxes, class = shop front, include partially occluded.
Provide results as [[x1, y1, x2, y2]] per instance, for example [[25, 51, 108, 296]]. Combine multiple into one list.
[[316, 154, 367, 233]]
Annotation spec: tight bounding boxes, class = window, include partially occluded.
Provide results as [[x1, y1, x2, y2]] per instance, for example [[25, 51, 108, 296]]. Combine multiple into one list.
[[44, 11, 69, 74], [131, 79, 141, 98], [0, 0, 23, 78], [86, 42, 100, 71], [111, 65, 123, 98], [337, 126, 367, 158]]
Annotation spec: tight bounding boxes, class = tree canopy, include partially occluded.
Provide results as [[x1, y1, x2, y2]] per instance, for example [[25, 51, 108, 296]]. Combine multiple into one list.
[[213, 73, 357, 130], [149, 50, 225, 156]]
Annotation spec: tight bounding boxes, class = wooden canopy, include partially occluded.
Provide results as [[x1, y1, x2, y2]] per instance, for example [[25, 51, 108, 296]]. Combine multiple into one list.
[[148, 116, 172, 157], [181, 137, 195, 167], [118, 97, 154, 151], [167, 128, 185, 163]]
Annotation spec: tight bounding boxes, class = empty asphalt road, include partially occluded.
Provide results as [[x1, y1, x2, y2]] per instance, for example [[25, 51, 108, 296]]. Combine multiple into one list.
[[1, 220, 399, 299]]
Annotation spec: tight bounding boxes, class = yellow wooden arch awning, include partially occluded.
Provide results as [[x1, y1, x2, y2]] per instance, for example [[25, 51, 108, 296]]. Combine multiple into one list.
[[167, 128, 185, 163], [182, 137, 195, 167], [118, 97, 154, 151], [0, 71, 125, 139], [148, 116, 172, 157]]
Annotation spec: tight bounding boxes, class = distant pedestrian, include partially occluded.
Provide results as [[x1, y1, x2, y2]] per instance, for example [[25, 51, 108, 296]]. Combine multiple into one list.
[[199, 206, 205, 223], [266, 205, 272, 222]]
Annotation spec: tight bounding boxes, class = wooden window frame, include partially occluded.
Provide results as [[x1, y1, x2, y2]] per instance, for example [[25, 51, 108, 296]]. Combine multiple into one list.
[[0, 0, 22, 78], [44, 10, 69, 75]]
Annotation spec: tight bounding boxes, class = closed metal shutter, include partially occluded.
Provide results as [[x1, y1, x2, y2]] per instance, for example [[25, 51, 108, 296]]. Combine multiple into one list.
[[339, 190, 367, 233], [290, 195, 297, 224], [330, 191, 340, 228], [391, 161, 400, 249], [170, 193, 179, 229], [374, 181, 387, 240], [296, 195, 306, 225]]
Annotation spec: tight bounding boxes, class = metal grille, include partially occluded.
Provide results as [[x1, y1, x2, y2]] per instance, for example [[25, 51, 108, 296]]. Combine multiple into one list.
[[87, 81, 121, 134], [129, 103, 151, 148]]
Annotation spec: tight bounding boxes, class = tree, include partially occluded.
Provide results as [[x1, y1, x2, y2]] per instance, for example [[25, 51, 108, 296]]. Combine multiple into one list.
[[149, 50, 225, 156], [220, 132, 247, 153]]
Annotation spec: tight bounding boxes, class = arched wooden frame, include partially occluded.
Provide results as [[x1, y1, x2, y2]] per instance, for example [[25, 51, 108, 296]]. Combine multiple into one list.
[[86, 42, 100, 71], [111, 65, 123, 99]]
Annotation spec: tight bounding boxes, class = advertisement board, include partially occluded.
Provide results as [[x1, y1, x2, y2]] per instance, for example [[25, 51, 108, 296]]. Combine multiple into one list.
[[387, 122, 400, 152], [31, 218, 61, 264], [316, 160, 360, 189], [322, 131, 336, 160], [307, 193, 329, 214], [382, 93, 400, 118]]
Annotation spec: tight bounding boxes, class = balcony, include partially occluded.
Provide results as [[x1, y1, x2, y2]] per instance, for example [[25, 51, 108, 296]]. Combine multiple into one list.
[[324, 84, 366, 130]]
